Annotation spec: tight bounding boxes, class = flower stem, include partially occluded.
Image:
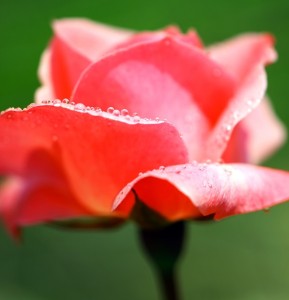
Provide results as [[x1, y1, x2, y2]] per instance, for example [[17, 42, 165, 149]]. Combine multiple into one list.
[[138, 221, 185, 300], [157, 268, 180, 300]]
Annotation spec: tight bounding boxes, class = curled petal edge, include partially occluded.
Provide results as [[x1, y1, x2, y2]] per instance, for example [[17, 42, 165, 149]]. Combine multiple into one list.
[[113, 162, 289, 221]]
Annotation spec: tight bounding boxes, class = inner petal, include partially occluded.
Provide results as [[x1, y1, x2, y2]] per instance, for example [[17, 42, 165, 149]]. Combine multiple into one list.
[[103, 61, 210, 160]]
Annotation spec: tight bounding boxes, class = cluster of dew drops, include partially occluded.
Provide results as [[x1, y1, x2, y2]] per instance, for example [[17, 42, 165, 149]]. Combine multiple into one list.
[[38, 99, 163, 124], [1, 99, 165, 125]]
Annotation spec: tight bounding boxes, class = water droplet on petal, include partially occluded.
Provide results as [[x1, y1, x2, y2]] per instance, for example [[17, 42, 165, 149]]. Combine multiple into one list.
[[113, 109, 120, 116], [62, 98, 69, 104], [107, 107, 114, 114], [121, 109, 129, 116], [53, 99, 62, 106], [159, 166, 165, 171], [247, 99, 253, 106], [225, 124, 232, 131], [74, 103, 86, 112]]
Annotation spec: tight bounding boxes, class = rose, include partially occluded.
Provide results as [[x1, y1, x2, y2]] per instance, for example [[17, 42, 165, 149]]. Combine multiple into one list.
[[1, 18, 289, 237]]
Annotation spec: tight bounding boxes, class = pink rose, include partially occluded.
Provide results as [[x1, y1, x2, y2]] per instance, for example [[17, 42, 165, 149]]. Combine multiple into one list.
[[1, 18, 289, 237]]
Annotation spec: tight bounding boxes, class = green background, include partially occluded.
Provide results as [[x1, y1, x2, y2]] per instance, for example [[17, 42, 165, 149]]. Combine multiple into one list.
[[1, 0, 289, 299]]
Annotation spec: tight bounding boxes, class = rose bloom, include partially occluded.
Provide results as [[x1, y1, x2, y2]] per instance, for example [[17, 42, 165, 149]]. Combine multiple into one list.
[[1, 18, 289, 237]]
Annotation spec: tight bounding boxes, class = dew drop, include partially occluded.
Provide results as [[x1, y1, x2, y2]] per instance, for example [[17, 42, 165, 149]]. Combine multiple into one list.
[[121, 109, 129, 116], [159, 166, 165, 171], [53, 99, 62, 106], [74, 103, 86, 112], [113, 109, 120, 117], [62, 98, 69, 104], [225, 124, 232, 131], [107, 107, 114, 114], [247, 99, 253, 106]]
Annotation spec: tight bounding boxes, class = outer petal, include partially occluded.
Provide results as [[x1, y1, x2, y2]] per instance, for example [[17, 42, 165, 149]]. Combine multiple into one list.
[[0, 159, 89, 238], [0, 103, 188, 228], [208, 33, 277, 83], [36, 18, 133, 101], [35, 49, 55, 102], [206, 34, 279, 162], [112, 26, 203, 51], [72, 37, 236, 160], [241, 98, 286, 163], [206, 64, 267, 161], [52, 18, 133, 61], [114, 162, 289, 220]]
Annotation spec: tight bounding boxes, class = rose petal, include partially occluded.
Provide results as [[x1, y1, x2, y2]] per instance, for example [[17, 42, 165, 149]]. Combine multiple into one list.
[[39, 18, 133, 100], [208, 33, 277, 83], [53, 18, 133, 61], [112, 25, 203, 51], [0, 155, 89, 238], [72, 37, 235, 160], [114, 162, 289, 220], [0, 104, 188, 226], [206, 34, 278, 162], [206, 65, 267, 161], [35, 49, 55, 102], [237, 97, 286, 163]]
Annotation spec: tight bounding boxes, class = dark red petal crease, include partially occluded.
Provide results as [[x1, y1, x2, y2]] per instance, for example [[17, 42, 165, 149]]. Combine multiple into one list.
[[114, 163, 289, 220]]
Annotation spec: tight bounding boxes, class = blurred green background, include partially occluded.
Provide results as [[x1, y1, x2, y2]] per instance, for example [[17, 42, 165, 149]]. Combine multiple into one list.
[[1, 0, 289, 299]]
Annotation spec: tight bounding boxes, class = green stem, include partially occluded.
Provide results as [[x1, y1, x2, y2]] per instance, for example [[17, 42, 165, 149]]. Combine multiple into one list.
[[138, 221, 185, 300], [157, 269, 180, 300]]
